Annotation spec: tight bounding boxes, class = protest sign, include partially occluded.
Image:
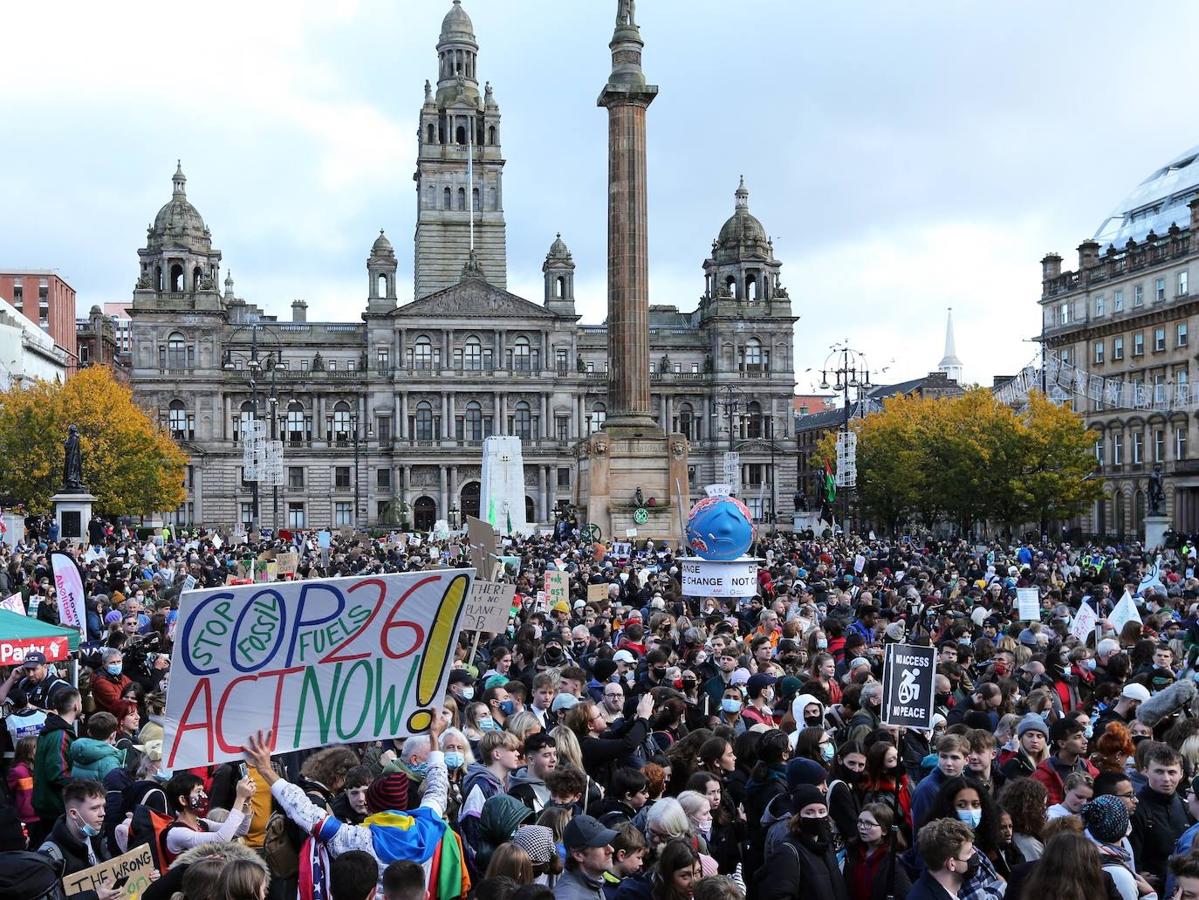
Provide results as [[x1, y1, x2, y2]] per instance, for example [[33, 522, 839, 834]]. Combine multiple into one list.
[[499, 555, 521, 576], [881, 643, 936, 730], [467, 516, 498, 576], [1109, 591, 1142, 633], [181, 575, 198, 593], [211, 534, 223, 550], [1016, 588, 1040, 622], [625, 528, 638, 538], [462, 580, 515, 633], [680, 558, 758, 598], [853, 554, 866, 574], [0, 593, 24, 615], [63, 844, 154, 900], [50, 551, 87, 638], [1070, 602, 1099, 644], [162, 568, 476, 770], [544, 570, 569, 609], [612, 542, 632, 560], [277, 552, 299, 577], [587, 583, 610, 605], [317, 531, 332, 550]]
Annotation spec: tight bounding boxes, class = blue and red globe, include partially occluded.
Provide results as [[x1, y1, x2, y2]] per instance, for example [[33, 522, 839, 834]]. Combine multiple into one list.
[[686, 496, 755, 560]]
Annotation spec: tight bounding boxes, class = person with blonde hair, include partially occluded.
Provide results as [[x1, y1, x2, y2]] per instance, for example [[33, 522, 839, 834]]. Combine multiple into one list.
[[485, 842, 534, 885], [213, 855, 269, 900]]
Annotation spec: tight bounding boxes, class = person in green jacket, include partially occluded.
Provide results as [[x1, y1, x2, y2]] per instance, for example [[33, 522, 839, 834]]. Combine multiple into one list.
[[33, 687, 82, 836], [68, 711, 124, 782]]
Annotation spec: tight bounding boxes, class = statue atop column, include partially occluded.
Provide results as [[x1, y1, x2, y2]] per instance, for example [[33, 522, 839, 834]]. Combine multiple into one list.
[[1148, 464, 1166, 515], [63, 424, 86, 493], [616, 0, 636, 27]]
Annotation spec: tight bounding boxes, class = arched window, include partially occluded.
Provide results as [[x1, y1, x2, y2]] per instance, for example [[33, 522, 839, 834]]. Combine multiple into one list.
[[677, 403, 695, 440], [170, 264, 184, 292], [332, 401, 352, 441], [286, 400, 306, 442], [590, 403, 606, 434], [456, 125, 467, 146], [192, 266, 202, 290], [512, 336, 531, 372], [426, 123, 435, 144], [1115, 492, 1126, 536], [166, 332, 187, 370], [463, 337, 482, 371], [556, 276, 566, 298], [514, 401, 532, 440], [488, 126, 496, 145], [746, 272, 759, 301], [465, 401, 483, 441], [746, 400, 763, 439], [457, 188, 466, 211], [1135, 490, 1146, 534], [725, 275, 737, 298], [745, 338, 763, 368], [413, 337, 433, 370], [415, 401, 434, 441], [168, 400, 188, 438], [237, 401, 256, 443], [155, 265, 163, 291], [472, 188, 480, 212], [443, 187, 452, 210]]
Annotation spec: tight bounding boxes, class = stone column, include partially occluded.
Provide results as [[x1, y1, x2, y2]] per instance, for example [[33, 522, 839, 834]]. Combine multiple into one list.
[[538, 466, 547, 523], [598, 17, 658, 431], [399, 392, 409, 440], [439, 466, 447, 522]]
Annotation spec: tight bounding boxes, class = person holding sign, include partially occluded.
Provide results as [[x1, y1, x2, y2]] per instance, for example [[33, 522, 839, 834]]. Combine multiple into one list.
[[160, 770, 255, 863], [38, 780, 117, 900], [244, 712, 470, 896]]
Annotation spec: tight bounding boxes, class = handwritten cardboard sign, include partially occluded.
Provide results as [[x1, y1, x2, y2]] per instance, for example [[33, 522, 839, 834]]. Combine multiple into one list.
[[63, 844, 154, 899], [544, 570, 569, 609], [587, 583, 609, 605], [163, 569, 477, 769], [463, 580, 515, 633]]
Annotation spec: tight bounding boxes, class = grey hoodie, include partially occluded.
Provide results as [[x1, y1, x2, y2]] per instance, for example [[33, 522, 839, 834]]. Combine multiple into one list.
[[507, 765, 550, 813]]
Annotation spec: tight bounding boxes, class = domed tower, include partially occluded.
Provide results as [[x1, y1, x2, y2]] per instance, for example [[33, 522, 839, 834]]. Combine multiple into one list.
[[413, 0, 507, 299], [543, 233, 576, 315], [701, 177, 783, 315], [133, 161, 223, 310], [367, 229, 398, 313]]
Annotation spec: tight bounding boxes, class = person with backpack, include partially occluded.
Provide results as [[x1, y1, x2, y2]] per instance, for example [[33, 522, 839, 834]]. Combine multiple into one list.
[[38, 780, 118, 900], [757, 784, 849, 900], [158, 770, 254, 866]]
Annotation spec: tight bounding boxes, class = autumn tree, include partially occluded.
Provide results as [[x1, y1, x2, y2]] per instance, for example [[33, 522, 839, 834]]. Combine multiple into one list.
[[0, 366, 187, 515], [818, 388, 1101, 536]]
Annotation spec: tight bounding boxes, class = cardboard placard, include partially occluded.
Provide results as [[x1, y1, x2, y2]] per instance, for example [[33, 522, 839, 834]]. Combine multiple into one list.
[[1016, 587, 1040, 622], [62, 844, 154, 899], [463, 580, 516, 633], [544, 570, 569, 609], [587, 583, 609, 605]]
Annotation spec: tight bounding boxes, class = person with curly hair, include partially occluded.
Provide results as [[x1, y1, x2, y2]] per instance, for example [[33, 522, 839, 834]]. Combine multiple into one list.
[[999, 777, 1048, 861], [1090, 722, 1135, 774]]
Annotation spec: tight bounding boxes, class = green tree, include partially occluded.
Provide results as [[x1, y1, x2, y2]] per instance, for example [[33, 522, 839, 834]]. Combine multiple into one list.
[[0, 366, 187, 515]]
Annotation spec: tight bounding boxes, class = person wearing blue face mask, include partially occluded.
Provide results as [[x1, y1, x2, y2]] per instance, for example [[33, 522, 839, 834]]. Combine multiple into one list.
[[90, 648, 132, 718], [383, 733, 433, 793], [482, 685, 513, 731], [39, 780, 114, 900]]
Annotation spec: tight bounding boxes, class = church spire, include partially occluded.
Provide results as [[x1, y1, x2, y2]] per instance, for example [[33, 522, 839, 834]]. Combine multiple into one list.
[[172, 160, 187, 197], [938, 307, 964, 384]]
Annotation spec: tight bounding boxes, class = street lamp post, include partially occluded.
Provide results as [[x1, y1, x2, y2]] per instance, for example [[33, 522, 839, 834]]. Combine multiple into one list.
[[222, 323, 281, 533], [818, 342, 872, 532]]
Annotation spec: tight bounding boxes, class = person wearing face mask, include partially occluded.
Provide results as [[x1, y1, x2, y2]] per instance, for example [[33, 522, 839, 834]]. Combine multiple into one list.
[[159, 770, 254, 864], [759, 785, 849, 900], [446, 668, 476, 709], [906, 817, 978, 900], [702, 650, 740, 710], [741, 674, 777, 728], [89, 647, 133, 717], [438, 726, 473, 824], [37, 780, 119, 900], [790, 693, 828, 733]]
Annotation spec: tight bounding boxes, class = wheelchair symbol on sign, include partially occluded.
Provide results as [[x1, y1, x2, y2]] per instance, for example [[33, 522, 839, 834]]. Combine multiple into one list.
[[897, 668, 920, 705]]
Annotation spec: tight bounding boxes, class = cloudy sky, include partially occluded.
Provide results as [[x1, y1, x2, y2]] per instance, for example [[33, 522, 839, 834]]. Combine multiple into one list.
[[2, 0, 1195, 391]]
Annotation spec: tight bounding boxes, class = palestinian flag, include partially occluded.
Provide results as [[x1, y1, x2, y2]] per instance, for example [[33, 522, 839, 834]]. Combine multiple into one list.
[[823, 459, 837, 503]]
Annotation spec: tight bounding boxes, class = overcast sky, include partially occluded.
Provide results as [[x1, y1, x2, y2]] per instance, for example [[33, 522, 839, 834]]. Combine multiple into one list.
[[2, 0, 1196, 391]]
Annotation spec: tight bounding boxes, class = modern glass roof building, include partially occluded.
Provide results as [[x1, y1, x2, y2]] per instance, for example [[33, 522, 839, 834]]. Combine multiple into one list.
[[1094, 146, 1199, 248]]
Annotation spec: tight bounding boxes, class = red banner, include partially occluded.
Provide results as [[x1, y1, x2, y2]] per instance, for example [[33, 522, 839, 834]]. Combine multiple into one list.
[[0, 636, 72, 665]]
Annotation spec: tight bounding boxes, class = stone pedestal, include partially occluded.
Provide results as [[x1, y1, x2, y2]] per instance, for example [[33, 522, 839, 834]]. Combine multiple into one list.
[[52, 493, 96, 546], [577, 431, 688, 545], [1144, 514, 1170, 550]]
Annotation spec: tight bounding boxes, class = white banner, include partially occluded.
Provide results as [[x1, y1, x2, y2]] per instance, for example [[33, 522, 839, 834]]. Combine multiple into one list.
[[162, 568, 476, 769], [1069, 602, 1099, 643], [1016, 587, 1040, 622], [50, 551, 87, 638], [680, 558, 758, 598], [1108, 591, 1142, 634]]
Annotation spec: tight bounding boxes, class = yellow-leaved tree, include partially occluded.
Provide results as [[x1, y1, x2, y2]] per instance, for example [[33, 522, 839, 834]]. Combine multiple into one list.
[[0, 366, 187, 515]]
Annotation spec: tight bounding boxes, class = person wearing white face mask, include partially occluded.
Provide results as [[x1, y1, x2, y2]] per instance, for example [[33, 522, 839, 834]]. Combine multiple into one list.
[[742, 674, 776, 729], [446, 668, 475, 708]]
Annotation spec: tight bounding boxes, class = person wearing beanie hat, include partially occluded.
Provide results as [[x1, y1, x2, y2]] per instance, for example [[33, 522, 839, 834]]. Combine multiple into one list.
[[365, 772, 410, 815], [786, 758, 829, 793], [760, 782, 849, 900], [1000, 714, 1051, 781], [1082, 794, 1148, 900]]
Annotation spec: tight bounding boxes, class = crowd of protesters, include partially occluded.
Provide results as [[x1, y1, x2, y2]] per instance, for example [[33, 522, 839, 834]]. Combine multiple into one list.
[[5, 519, 1199, 900]]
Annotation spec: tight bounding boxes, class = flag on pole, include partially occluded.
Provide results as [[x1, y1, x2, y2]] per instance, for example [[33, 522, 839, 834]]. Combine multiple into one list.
[[822, 459, 837, 503]]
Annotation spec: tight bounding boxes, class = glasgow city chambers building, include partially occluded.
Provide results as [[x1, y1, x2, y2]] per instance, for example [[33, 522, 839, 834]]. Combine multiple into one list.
[[128, 1, 798, 534]]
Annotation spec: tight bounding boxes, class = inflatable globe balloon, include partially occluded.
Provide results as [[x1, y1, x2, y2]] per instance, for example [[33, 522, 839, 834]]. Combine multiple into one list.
[[686, 496, 754, 561]]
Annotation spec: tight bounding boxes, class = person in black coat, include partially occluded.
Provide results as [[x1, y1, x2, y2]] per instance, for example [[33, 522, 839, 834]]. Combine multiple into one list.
[[759, 785, 849, 900], [567, 693, 654, 788]]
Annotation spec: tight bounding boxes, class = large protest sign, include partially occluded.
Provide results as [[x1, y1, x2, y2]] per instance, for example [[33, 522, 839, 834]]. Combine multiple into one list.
[[0, 593, 24, 615], [163, 568, 476, 770], [462, 580, 515, 633], [63, 844, 154, 899], [1109, 590, 1142, 633], [881, 643, 936, 730], [467, 516, 498, 576], [50, 551, 87, 638], [544, 570, 569, 609], [587, 583, 610, 605]]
